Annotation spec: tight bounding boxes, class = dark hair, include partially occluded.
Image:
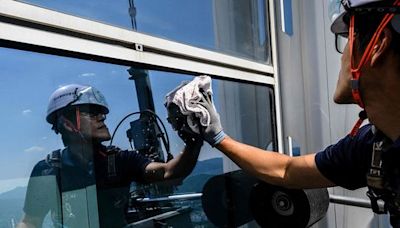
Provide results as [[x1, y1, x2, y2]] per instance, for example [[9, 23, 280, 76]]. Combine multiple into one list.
[[352, 1, 400, 55]]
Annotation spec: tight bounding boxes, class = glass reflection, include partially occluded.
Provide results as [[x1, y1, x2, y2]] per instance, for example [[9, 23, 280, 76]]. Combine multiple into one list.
[[0, 47, 276, 227], [20, 0, 271, 64]]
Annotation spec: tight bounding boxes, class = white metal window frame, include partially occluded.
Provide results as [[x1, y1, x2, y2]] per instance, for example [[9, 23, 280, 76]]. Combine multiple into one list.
[[0, 0, 284, 151], [268, 0, 284, 152]]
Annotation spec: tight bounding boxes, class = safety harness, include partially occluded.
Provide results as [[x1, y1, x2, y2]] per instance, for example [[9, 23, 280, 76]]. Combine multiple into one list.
[[46, 149, 63, 169], [46, 147, 120, 185], [44, 147, 124, 226], [366, 128, 400, 224]]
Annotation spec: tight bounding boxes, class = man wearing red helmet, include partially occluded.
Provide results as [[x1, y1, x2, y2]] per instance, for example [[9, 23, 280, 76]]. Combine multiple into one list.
[[196, 0, 400, 226]]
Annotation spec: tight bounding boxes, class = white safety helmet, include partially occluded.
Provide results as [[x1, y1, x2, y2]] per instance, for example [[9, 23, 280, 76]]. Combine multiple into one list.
[[329, 0, 400, 34], [46, 84, 109, 124]]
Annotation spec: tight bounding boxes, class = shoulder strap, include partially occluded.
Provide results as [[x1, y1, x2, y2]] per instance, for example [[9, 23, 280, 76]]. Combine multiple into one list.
[[105, 146, 119, 178], [46, 149, 62, 168], [366, 128, 391, 214], [107, 153, 117, 178], [46, 149, 64, 225]]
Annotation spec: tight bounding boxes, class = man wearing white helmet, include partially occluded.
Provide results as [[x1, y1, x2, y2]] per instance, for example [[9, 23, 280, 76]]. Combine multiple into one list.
[[19, 84, 203, 228], [193, 0, 400, 226]]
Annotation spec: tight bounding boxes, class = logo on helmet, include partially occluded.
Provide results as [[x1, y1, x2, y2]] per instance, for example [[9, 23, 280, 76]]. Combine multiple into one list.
[[341, 0, 351, 8]]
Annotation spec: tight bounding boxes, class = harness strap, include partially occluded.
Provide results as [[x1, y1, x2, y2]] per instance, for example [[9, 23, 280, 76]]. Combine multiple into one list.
[[45, 149, 64, 226], [366, 131, 392, 214], [46, 149, 62, 168], [102, 146, 122, 182], [107, 153, 117, 178]]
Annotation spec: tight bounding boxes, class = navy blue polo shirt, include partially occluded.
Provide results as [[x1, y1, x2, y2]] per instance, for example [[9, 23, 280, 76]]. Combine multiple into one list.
[[315, 124, 375, 190], [315, 124, 400, 191], [23, 146, 152, 227]]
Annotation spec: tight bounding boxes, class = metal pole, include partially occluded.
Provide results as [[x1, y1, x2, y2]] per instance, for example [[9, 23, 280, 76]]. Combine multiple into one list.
[[135, 193, 203, 203], [329, 194, 377, 209]]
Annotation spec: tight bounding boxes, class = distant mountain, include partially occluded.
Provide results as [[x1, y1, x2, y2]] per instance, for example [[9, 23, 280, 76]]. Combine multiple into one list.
[[176, 158, 223, 193], [0, 186, 26, 200], [0, 187, 26, 227], [190, 157, 223, 176], [176, 174, 214, 193]]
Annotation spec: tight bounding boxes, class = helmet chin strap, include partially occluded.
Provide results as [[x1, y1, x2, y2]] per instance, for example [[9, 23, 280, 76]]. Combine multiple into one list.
[[74, 107, 88, 143], [348, 0, 400, 136], [75, 107, 81, 132]]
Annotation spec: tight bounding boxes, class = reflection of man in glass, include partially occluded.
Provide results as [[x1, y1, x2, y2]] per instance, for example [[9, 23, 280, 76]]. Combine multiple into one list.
[[18, 84, 203, 228]]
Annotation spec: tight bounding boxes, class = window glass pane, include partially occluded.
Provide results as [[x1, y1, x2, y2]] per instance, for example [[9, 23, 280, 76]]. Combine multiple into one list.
[[0, 47, 276, 227], [19, 0, 271, 64]]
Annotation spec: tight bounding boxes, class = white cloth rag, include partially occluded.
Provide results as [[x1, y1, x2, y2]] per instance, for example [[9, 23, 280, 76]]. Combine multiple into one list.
[[165, 75, 212, 133]]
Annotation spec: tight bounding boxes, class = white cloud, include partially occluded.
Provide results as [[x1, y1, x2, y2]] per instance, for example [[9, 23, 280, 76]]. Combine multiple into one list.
[[24, 146, 45, 153], [80, 72, 96, 77], [22, 109, 32, 115]]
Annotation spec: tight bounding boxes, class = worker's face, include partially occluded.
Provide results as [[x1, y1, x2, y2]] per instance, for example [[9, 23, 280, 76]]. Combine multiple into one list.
[[334, 40, 356, 104], [78, 106, 111, 143]]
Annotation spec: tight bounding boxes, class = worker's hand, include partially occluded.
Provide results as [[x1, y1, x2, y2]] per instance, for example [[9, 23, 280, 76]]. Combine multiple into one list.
[[167, 103, 203, 145], [197, 93, 226, 147]]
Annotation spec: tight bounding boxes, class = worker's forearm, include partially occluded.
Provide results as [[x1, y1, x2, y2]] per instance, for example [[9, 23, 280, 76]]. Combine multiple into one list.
[[216, 136, 291, 186], [16, 214, 41, 228], [16, 223, 34, 228], [164, 141, 202, 179], [216, 137, 333, 189]]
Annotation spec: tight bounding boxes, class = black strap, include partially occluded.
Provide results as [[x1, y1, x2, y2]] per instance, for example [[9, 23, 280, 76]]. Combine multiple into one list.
[[46, 149, 62, 168], [107, 153, 117, 178], [104, 146, 123, 184], [45, 149, 64, 225], [366, 130, 391, 214]]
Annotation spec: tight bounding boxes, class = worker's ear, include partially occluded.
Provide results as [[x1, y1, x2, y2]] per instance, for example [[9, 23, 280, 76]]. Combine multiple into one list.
[[59, 116, 79, 133], [371, 28, 392, 67]]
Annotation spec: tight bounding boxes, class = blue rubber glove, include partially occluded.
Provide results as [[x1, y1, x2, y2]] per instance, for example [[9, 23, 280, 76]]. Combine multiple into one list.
[[197, 92, 226, 147]]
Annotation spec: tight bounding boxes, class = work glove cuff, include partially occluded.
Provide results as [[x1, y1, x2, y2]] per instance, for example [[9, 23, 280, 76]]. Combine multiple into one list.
[[205, 130, 226, 147]]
